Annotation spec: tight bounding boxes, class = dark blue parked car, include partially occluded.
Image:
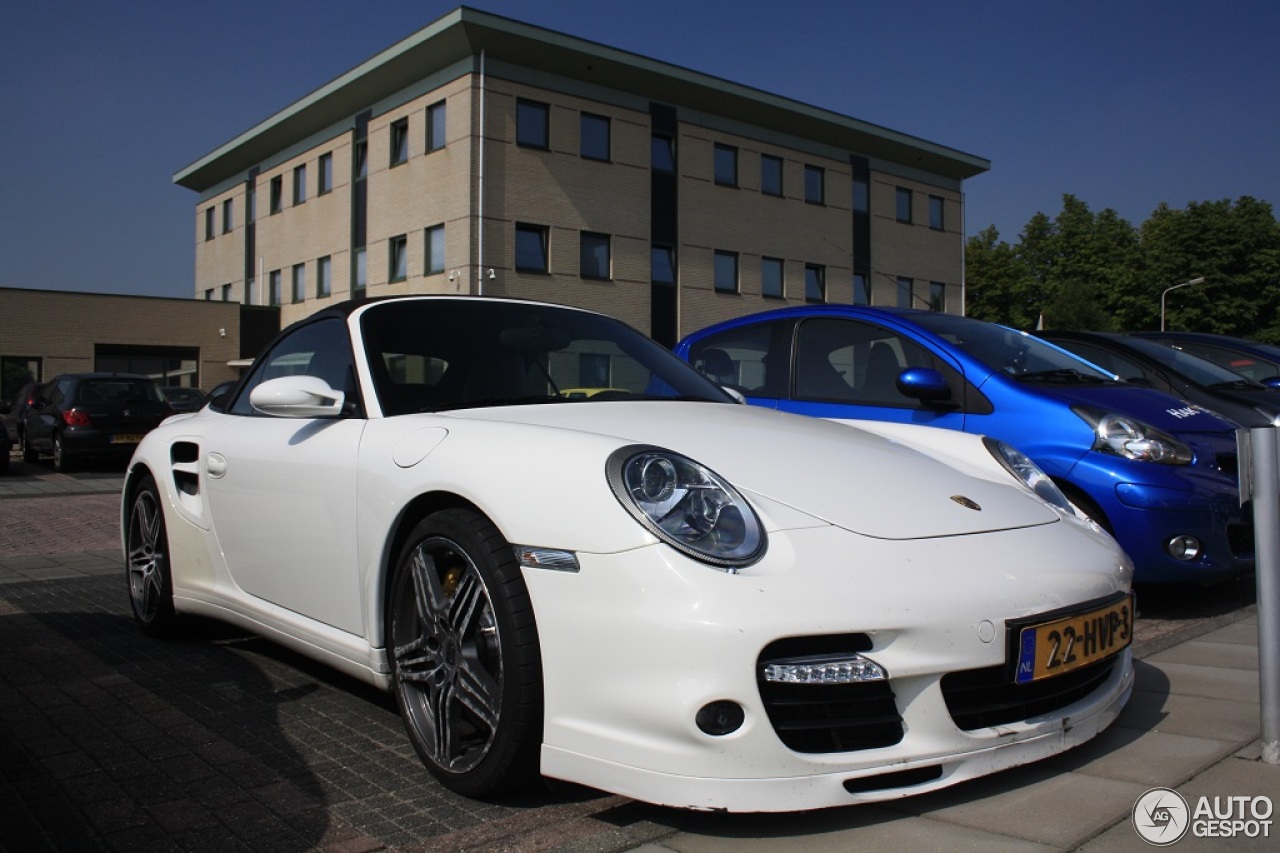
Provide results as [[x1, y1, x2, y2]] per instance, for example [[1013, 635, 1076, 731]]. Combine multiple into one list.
[[677, 307, 1252, 585]]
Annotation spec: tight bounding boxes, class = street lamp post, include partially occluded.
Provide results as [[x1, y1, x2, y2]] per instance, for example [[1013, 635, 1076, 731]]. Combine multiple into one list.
[[1160, 276, 1206, 331]]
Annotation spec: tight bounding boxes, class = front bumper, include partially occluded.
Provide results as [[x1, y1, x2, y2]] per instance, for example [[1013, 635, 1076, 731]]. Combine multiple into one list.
[[522, 519, 1134, 812]]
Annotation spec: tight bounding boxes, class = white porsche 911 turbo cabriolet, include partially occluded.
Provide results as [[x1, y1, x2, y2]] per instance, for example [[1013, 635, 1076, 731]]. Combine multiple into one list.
[[123, 295, 1134, 813]]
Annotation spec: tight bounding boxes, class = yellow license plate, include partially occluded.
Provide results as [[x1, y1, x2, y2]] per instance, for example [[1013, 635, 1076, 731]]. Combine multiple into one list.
[[1014, 594, 1133, 684], [111, 434, 144, 444]]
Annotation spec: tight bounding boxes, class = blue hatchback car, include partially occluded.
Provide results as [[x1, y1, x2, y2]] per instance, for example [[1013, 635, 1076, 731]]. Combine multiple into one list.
[[676, 307, 1252, 585]]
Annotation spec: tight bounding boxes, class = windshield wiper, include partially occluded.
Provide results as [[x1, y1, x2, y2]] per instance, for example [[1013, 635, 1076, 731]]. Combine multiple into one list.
[[1014, 368, 1111, 384]]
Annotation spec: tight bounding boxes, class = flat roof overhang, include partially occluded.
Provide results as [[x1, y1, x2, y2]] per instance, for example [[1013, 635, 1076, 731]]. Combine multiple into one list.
[[174, 6, 989, 192]]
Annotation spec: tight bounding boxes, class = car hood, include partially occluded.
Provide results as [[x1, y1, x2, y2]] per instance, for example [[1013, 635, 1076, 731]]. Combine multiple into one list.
[[1016, 382, 1238, 435], [449, 401, 1060, 540]]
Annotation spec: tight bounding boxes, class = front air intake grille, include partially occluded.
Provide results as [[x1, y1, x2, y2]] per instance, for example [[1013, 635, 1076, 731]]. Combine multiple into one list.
[[1227, 522, 1255, 558], [940, 657, 1117, 731], [757, 634, 904, 754]]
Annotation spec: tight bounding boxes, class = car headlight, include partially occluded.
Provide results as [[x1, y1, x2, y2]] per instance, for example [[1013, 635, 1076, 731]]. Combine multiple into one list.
[[1071, 406, 1193, 465], [983, 437, 1076, 514], [606, 446, 765, 570]]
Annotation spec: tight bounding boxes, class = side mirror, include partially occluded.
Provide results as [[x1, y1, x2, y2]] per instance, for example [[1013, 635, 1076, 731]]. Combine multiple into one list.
[[896, 367, 952, 403], [249, 375, 345, 418]]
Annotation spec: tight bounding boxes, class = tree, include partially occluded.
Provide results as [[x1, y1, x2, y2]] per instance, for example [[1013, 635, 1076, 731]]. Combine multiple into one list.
[[965, 195, 1279, 338]]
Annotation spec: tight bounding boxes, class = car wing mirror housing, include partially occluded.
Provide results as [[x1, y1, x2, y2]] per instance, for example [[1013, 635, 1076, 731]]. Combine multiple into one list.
[[897, 367, 953, 403], [249, 375, 345, 418]]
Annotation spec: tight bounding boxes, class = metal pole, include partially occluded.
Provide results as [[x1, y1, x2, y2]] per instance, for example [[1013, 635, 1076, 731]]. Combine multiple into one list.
[[1250, 426, 1280, 764]]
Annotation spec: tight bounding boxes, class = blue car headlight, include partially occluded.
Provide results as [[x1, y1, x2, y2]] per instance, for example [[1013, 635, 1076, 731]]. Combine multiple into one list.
[[1071, 406, 1194, 465], [607, 446, 765, 570], [983, 437, 1076, 514]]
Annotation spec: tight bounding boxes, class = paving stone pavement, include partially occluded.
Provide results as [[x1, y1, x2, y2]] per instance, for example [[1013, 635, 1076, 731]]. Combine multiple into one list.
[[1, 453, 1276, 852]]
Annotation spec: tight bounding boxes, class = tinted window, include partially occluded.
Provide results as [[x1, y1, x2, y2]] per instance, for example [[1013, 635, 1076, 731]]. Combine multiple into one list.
[[360, 300, 730, 414], [230, 318, 356, 416], [686, 323, 780, 395], [909, 313, 1114, 381], [794, 318, 957, 407]]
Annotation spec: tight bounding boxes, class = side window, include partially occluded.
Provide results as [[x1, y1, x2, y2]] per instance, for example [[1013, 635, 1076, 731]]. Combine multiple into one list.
[[794, 318, 958, 408], [230, 318, 357, 416], [687, 323, 782, 395]]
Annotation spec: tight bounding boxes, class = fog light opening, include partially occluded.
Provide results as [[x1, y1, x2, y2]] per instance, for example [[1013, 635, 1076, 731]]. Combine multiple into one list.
[[696, 700, 745, 736], [1165, 535, 1203, 561]]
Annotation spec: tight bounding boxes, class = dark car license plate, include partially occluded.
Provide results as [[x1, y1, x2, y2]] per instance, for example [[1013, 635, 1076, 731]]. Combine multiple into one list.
[[1014, 594, 1133, 684], [111, 434, 144, 444]]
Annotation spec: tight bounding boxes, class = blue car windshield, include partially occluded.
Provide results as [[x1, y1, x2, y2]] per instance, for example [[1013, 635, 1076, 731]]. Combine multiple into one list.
[[907, 312, 1117, 383]]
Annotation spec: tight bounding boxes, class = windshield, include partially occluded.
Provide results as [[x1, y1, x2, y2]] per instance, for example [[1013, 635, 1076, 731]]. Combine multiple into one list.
[[360, 299, 734, 415], [1121, 337, 1264, 387], [906, 312, 1117, 383]]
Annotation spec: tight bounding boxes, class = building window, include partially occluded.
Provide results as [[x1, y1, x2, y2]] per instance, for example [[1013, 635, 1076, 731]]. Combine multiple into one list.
[[291, 263, 306, 303], [713, 251, 739, 293], [805, 264, 825, 302], [652, 245, 675, 284], [268, 269, 282, 306], [426, 100, 446, 152], [580, 112, 610, 161], [353, 248, 367, 294], [269, 176, 283, 214], [292, 165, 307, 205], [425, 225, 445, 275], [246, 186, 256, 222], [390, 118, 409, 166], [896, 187, 913, 223], [580, 231, 611, 280], [852, 177, 870, 213], [203, 208, 214, 241], [651, 134, 675, 173], [204, 288, 214, 301], [318, 153, 333, 195], [221, 283, 232, 301], [317, 256, 332, 298], [714, 144, 738, 187], [389, 234, 408, 282], [853, 273, 870, 305], [516, 224, 549, 273], [221, 199, 233, 234], [761, 257, 784, 298], [929, 281, 946, 312], [761, 154, 783, 197], [354, 142, 368, 180], [580, 353, 611, 387], [804, 165, 824, 204], [929, 195, 945, 230], [897, 276, 914, 308], [517, 99, 549, 149], [247, 278, 257, 305]]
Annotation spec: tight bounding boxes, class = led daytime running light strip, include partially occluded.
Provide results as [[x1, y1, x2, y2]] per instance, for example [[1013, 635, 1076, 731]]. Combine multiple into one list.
[[762, 653, 887, 684]]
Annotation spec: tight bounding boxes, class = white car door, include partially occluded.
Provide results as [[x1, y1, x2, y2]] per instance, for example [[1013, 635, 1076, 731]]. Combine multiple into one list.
[[204, 317, 365, 635]]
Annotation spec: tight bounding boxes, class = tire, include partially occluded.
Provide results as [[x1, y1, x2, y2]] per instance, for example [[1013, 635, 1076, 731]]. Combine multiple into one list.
[[126, 474, 179, 636], [52, 434, 72, 473], [387, 508, 542, 797]]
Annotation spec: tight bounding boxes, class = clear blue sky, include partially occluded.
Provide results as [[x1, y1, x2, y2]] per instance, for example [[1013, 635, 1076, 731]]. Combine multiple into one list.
[[2, 0, 1276, 299]]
